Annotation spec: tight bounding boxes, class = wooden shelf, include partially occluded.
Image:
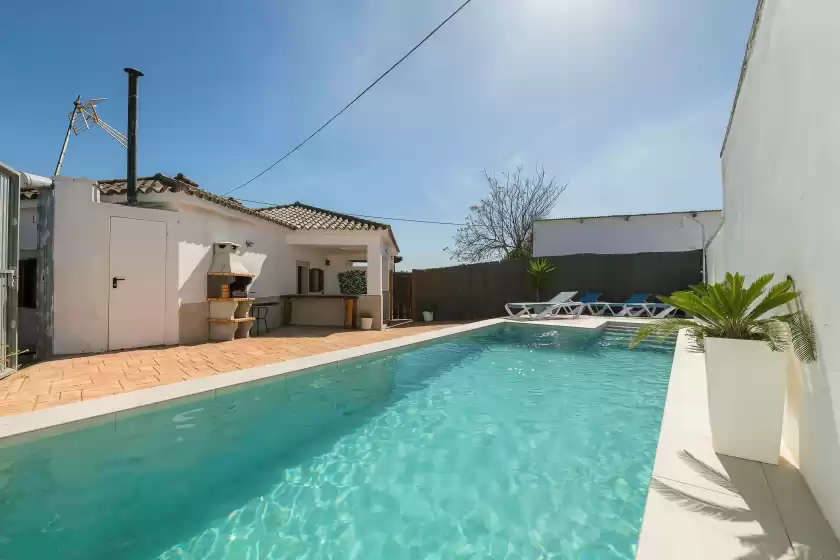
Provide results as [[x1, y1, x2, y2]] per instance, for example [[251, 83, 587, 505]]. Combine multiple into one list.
[[207, 317, 256, 324], [207, 271, 256, 277], [207, 298, 255, 302]]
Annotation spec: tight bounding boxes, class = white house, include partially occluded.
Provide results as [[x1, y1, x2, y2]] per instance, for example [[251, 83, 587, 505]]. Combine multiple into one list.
[[18, 172, 399, 357], [533, 210, 722, 257], [709, 0, 840, 538]]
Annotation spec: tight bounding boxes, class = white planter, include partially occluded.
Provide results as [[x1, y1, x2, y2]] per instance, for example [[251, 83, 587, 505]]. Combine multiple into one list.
[[422, 311, 434, 322], [360, 317, 373, 330], [705, 337, 788, 465]]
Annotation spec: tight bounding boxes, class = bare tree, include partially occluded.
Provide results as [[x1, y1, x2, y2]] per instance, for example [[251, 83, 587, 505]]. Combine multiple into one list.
[[446, 165, 566, 262]]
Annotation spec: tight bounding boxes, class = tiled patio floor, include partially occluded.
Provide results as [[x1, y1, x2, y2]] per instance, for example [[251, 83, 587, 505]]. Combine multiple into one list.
[[0, 324, 455, 417]]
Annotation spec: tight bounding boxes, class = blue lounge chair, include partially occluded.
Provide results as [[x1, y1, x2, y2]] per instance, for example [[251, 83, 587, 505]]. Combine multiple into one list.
[[561, 292, 603, 316]]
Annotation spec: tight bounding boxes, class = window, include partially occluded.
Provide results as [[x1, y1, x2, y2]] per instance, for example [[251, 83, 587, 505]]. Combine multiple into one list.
[[18, 259, 37, 309], [297, 265, 306, 294], [308, 268, 324, 293]]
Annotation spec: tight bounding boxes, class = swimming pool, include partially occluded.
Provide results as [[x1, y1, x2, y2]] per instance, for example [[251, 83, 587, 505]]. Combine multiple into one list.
[[0, 323, 673, 559]]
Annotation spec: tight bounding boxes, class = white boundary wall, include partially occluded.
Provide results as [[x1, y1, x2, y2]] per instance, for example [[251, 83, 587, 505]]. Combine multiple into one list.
[[716, 0, 840, 537], [533, 211, 721, 257]]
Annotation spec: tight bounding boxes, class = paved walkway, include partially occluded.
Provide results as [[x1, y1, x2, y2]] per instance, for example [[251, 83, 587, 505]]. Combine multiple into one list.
[[0, 324, 454, 417]]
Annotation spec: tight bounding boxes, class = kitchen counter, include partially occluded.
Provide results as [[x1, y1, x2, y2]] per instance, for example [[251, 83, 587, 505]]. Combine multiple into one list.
[[281, 294, 358, 328], [280, 294, 358, 299]]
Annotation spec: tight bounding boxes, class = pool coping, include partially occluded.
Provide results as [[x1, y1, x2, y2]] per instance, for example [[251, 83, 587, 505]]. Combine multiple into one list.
[[635, 331, 840, 559], [0, 316, 647, 446], [0, 319, 511, 445]]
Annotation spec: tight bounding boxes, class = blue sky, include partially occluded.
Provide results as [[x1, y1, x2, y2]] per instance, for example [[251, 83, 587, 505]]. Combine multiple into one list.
[[1, 0, 755, 270]]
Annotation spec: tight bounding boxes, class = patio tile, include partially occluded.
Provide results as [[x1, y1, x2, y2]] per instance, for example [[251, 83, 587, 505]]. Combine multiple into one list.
[[59, 390, 83, 402], [638, 477, 795, 560], [182, 368, 219, 379], [82, 382, 124, 399], [1, 377, 26, 393], [18, 369, 64, 383], [119, 376, 162, 392], [0, 324, 457, 417], [13, 381, 56, 398], [34, 400, 65, 411], [761, 459, 840, 556], [35, 393, 62, 404], [0, 399, 37, 415], [50, 378, 94, 391]]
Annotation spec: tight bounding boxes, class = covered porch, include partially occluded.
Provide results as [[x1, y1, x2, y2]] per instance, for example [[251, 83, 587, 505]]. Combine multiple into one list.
[[284, 229, 398, 330]]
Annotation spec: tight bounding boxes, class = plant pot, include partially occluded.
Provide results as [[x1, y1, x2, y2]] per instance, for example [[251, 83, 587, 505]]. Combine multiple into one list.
[[422, 311, 434, 322], [704, 337, 788, 464], [360, 317, 373, 330]]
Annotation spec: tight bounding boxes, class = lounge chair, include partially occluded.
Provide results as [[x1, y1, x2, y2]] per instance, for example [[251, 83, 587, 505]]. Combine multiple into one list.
[[637, 302, 677, 318], [560, 292, 603, 316], [504, 291, 578, 319], [588, 293, 651, 316]]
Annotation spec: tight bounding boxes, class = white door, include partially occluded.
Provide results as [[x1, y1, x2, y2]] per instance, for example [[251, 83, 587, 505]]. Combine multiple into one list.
[[109, 217, 167, 350]]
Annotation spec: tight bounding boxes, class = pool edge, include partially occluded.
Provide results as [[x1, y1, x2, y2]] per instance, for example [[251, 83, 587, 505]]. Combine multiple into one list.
[[634, 330, 840, 559], [0, 320, 507, 445]]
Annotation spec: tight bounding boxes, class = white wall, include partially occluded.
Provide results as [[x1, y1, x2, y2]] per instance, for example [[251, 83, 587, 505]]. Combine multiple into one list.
[[104, 192, 325, 342], [157, 194, 295, 304], [533, 211, 722, 257], [19, 202, 38, 251], [51, 178, 180, 355], [717, 0, 840, 537]]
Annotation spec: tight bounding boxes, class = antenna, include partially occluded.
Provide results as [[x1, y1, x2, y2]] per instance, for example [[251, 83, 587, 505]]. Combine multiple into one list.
[[54, 96, 127, 175]]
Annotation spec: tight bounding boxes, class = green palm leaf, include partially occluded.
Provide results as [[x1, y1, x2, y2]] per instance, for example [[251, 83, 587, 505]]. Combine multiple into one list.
[[628, 272, 818, 364], [630, 318, 697, 348], [784, 310, 818, 364]]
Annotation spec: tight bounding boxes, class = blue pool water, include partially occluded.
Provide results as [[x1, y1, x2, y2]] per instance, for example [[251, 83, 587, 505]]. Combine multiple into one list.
[[0, 324, 673, 559]]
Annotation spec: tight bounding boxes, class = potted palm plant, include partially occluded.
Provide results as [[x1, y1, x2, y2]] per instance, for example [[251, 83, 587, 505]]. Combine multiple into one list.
[[527, 258, 555, 301], [631, 273, 817, 464]]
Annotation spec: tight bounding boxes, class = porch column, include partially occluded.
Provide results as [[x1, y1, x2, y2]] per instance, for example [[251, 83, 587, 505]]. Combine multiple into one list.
[[366, 242, 383, 295]]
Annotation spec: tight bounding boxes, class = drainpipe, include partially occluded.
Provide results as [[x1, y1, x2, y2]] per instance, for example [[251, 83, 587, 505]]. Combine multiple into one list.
[[124, 68, 143, 205]]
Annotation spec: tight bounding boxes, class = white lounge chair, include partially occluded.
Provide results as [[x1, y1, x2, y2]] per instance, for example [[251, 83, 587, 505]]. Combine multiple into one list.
[[504, 291, 578, 319], [637, 303, 677, 318], [588, 293, 651, 316], [562, 292, 603, 317]]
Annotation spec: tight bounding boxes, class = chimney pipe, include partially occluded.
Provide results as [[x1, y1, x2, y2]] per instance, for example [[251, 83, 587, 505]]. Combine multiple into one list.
[[124, 68, 144, 205]]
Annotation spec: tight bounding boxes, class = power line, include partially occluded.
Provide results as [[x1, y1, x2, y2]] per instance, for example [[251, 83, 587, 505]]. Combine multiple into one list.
[[222, 0, 477, 196], [236, 197, 466, 226]]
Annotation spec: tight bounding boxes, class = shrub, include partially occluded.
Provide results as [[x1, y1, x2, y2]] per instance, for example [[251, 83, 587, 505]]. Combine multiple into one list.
[[338, 270, 367, 295]]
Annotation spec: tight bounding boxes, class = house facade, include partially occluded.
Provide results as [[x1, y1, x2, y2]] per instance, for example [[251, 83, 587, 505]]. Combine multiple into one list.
[[19, 173, 399, 357], [709, 0, 840, 538]]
